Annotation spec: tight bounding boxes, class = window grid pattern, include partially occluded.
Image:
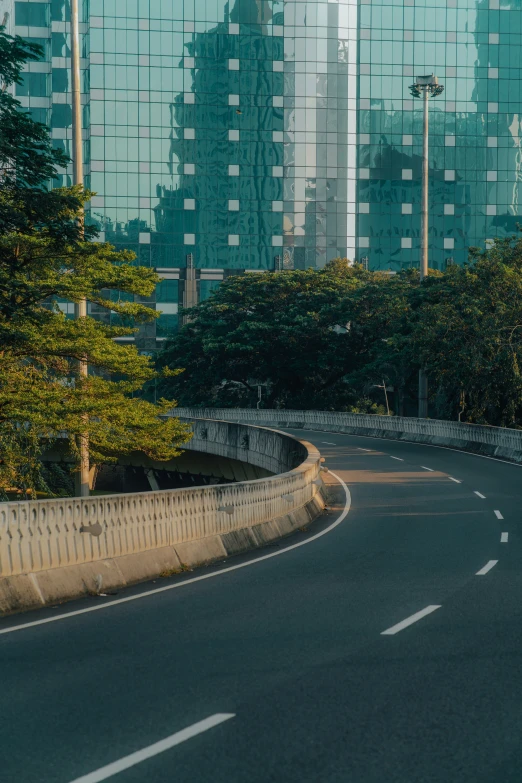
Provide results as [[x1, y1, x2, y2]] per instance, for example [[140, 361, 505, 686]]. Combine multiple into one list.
[[357, 0, 522, 271]]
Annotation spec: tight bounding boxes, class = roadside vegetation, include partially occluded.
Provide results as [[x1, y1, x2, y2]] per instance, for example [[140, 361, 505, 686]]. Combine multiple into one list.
[[158, 241, 522, 429]]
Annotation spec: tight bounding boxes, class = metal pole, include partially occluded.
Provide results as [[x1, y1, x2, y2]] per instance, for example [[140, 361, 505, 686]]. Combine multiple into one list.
[[420, 86, 429, 281], [71, 0, 89, 497], [418, 86, 429, 418], [382, 380, 390, 417]]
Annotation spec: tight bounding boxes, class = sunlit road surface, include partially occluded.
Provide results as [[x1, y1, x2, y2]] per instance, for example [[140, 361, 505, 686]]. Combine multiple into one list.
[[2, 430, 522, 783]]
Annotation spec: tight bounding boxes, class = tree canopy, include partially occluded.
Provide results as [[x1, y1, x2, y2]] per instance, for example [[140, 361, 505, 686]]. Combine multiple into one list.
[[159, 240, 522, 427], [158, 259, 399, 412]]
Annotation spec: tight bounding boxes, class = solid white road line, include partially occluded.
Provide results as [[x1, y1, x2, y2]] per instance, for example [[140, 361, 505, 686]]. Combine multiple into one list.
[[448, 477, 461, 483], [501, 532, 509, 543], [420, 466, 434, 471], [390, 456, 404, 461], [476, 560, 498, 576], [67, 714, 235, 783], [357, 448, 372, 452], [494, 510, 504, 519], [0, 472, 351, 636], [321, 442, 336, 445], [381, 605, 442, 636], [474, 491, 486, 499]]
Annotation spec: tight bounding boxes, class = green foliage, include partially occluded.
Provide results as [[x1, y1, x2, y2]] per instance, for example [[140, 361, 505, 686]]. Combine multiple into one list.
[[0, 28, 68, 189], [410, 238, 522, 426], [158, 259, 400, 411], [158, 242, 522, 428], [0, 28, 191, 497]]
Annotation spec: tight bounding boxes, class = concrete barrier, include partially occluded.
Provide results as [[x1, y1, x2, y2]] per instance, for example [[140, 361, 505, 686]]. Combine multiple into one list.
[[0, 419, 325, 615], [174, 408, 522, 464]]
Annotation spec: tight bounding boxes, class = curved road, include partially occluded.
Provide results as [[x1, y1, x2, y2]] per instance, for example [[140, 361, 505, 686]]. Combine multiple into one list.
[[3, 430, 522, 782]]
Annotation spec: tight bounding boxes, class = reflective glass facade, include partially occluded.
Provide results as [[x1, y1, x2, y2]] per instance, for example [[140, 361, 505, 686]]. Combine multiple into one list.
[[357, 0, 522, 272], [14, 0, 520, 312], [12, 0, 357, 347]]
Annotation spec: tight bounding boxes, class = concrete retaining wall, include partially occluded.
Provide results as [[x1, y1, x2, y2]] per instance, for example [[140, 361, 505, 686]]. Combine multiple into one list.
[[0, 419, 324, 615], [174, 408, 522, 464]]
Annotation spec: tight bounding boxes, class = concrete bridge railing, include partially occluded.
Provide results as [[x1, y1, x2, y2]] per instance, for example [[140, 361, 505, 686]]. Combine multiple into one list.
[[173, 408, 522, 464], [0, 418, 324, 614]]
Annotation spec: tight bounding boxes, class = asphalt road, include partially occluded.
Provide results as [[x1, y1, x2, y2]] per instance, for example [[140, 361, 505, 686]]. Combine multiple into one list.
[[3, 430, 522, 783]]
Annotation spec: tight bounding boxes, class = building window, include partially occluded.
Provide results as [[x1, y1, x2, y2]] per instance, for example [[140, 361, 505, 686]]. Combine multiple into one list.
[[228, 59, 239, 70], [229, 129, 239, 141], [272, 201, 283, 211], [184, 163, 195, 174], [17, 73, 50, 97], [15, 2, 49, 26], [228, 164, 239, 176], [273, 96, 283, 107], [359, 203, 370, 213], [229, 23, 239, 34], [184, 92, 195, 104], [358, 237, 370, 248], [402, 169, 413, 180], [273, 61, 284, 72], [272, 166, 283, 177], [444, 238, 454, 249], [229, 234, 240, 245], [402, 134, 413, 145], [228, 94, 239, 106], [486, 205, 497, 215], [184, 128, 195, 139], [184, 57, 195, 68], [401, 238, 412, 249], [184, 234, 195, 244], [156, 279, 179, 303], [184, 199, 195, 210], [487, 137, 498, 147], [401, 203, 412, 215], [444, 204, 455, 215], [273, 131, 283, 142], [228, 200, 239, 211], [359, 168, 370, 179], [272, 236, 283, 246], [444, 170, 455, 181], [445, 136, 455, 147], [486, 171, 497, 181], [139, 233, 151, 244]]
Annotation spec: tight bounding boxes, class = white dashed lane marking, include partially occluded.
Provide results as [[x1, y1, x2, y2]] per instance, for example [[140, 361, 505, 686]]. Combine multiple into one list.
[[476, 560, 498, 576], [381, 605, 442, 636]]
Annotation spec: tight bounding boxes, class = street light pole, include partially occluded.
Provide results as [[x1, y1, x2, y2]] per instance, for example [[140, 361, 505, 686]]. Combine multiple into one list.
[[71, 0, 89, 497], [409, 75, 444, 419], [421, 86, 429, 281]]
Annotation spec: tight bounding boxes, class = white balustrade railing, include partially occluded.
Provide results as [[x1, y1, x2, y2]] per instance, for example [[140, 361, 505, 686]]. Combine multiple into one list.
[[173, 408, 522, 462], [0, 419, 321, 578]]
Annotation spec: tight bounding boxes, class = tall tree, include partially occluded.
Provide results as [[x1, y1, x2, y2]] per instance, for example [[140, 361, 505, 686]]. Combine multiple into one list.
[[410, 238, 522, 426], [0, 27, 190, 497]]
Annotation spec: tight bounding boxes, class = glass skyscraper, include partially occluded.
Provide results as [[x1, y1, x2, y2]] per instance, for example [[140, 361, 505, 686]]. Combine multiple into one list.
[[8, 0, 356, 348], [8, 0, 522, 343], [357, 0, 522, 272]]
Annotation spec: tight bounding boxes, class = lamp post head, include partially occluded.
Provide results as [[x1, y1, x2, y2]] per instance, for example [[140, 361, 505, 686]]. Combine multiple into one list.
[[409, 74, 444, 98]]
